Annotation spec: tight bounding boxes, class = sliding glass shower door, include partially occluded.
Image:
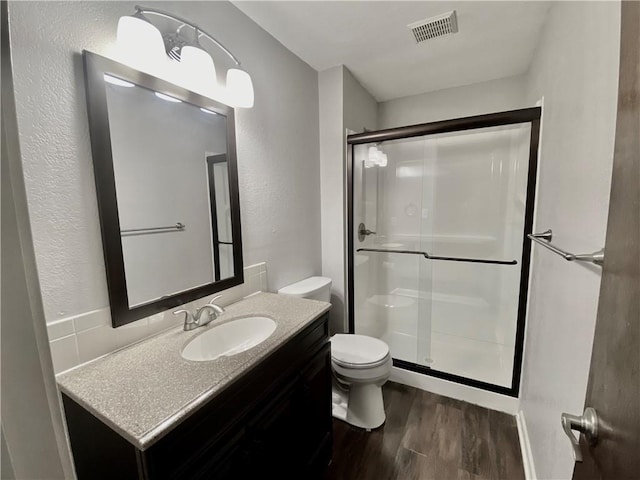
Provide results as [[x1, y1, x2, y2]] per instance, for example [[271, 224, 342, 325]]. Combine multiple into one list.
[[349, 109, 540, 394]]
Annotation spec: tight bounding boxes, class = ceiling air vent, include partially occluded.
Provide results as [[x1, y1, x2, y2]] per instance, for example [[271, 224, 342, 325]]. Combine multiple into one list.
[[408, 10, 458, 43]]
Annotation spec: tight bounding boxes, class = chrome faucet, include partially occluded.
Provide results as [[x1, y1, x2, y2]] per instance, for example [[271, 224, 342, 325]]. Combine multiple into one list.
[[174, 295, 226, 331]]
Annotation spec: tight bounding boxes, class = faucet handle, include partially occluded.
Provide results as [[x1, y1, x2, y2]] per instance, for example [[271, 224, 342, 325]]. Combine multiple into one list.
[[209, 294, 224, 304], [173, 309, 196, 330], [209, 294, 226, 314]]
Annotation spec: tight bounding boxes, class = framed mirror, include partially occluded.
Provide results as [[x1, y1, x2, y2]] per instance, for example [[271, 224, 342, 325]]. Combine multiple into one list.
[[83, 51, 243, 327]]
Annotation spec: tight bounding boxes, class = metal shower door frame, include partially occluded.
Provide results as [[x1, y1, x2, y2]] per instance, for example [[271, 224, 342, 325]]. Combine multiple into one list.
[[345, 107, 542, 397]]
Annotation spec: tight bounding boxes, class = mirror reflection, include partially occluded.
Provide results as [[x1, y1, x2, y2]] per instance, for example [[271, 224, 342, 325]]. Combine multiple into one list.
[[104, 74, 235, 308]]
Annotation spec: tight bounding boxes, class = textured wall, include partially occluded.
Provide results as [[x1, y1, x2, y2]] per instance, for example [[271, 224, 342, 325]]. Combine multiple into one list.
[[319, 66, 377, 333], [318, 66, 345, 333], [8, 1, 321, 328], [2, 83, 70, 480], [520, 2, 620, 479], [378, 75, 527, 129]]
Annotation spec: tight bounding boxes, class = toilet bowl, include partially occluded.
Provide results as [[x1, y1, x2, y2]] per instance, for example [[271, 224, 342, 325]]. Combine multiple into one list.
[[279, 276, 392, 431], [330, 334, 392, 430]]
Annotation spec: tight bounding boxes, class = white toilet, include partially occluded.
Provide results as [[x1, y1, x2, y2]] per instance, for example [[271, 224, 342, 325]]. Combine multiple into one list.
[[278, 276, 392, 430]]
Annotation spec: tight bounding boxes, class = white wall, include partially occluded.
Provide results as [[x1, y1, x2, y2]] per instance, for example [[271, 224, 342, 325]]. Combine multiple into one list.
[[319, 66, 377, 333], [519, 2, 620, 479], [378, 75, 527, 129], [2, 130, 69, 480], [1, 32, 74, 475], [343, 68, 378, 134], [8, 1, 321, 367]]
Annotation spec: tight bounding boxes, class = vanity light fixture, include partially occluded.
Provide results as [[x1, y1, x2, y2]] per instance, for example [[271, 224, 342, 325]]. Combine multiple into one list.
[[154, 92, 182, 103], [103, 74, 135, 88], [116, 5, 254, 108]]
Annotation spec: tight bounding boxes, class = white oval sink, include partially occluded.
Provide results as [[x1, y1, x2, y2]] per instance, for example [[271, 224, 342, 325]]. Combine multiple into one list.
[[181, 316, 277, 362]]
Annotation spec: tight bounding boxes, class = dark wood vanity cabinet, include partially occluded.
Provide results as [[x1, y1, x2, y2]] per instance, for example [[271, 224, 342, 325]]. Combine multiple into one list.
[[62, 314, 332, 480]]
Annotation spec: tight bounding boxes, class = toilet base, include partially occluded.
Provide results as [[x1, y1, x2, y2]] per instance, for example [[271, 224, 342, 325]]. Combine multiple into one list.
[[331, 383, 386, 430]]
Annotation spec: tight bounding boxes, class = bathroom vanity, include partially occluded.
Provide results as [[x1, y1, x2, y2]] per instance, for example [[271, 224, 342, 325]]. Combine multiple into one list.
[[58, 293, 332, 479]]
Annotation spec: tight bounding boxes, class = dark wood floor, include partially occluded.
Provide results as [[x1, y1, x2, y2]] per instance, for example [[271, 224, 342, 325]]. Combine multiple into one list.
[[327, 382, 524, 480]]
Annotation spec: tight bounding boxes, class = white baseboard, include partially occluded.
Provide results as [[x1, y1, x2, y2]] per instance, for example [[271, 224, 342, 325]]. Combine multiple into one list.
[[516, 410, 537, 480], [390, 366, 520, 414]]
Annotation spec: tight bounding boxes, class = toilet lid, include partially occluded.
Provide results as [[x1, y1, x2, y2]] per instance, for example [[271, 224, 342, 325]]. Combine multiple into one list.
[[331, 334, 390, 367]]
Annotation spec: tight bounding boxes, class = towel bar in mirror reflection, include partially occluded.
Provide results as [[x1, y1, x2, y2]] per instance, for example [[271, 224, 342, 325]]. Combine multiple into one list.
[[120, 222, 185, 235]]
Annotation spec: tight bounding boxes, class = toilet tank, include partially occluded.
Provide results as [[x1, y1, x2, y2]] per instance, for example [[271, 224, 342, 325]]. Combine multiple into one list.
[[278, 276, 332, 303]]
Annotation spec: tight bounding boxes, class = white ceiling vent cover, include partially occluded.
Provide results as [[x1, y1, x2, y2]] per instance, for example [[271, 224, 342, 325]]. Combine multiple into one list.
[[408, 11, 459, 43]]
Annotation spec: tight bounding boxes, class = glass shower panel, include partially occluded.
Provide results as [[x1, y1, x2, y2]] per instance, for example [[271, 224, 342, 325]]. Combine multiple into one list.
[[353, 140, 433, 365], [352, 122, 532, 389], [417, 124, 530, 387]]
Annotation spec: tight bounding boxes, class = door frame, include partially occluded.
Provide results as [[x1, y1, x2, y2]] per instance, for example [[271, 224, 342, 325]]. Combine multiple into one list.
[[345, 107, 541, 397]]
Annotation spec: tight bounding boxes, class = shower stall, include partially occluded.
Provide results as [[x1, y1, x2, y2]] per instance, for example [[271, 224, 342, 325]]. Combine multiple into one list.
[[347, 108, 541, 396]]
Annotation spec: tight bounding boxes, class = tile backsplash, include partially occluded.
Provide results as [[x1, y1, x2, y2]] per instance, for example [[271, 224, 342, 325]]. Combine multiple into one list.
[[48, 263, 268, 374]]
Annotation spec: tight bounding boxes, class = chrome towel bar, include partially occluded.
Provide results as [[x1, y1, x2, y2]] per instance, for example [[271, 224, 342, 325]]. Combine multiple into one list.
[[528, 229, 604, 266], [121, 222, 185, 235], [356, 248, 517, 266]]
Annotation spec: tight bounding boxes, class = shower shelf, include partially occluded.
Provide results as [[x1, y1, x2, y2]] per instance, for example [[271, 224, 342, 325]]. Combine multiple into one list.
[[528, 230, 605, 266], [355, 248, 517, 266]]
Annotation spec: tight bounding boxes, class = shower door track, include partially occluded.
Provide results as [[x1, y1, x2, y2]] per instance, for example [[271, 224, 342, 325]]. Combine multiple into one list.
[[346, 107, 542, 398]]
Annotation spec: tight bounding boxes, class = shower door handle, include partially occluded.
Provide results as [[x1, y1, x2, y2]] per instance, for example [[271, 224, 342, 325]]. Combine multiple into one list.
[[358, 223, 376, 242], [356, 248, 517, 265]]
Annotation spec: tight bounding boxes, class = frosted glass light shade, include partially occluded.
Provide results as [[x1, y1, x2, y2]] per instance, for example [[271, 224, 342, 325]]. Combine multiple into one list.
[[226, 68, 254, 108], [366, 146, 387, 167], [366, 147, 378, 168], [378, 151, 388, 167], [180, 46, 218, 96], [116, 15, 166, 75]]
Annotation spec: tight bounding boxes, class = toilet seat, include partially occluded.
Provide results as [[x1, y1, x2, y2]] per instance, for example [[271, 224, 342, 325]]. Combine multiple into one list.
[[332, 356, 393, 384], [331, 334, 390, 369]]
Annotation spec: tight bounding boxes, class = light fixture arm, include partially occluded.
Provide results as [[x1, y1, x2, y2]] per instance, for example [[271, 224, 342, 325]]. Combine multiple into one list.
[[134, 5, 242, 66]]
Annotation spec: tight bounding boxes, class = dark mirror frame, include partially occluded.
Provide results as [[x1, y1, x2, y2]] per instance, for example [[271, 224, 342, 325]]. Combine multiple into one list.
[[82, 51, 243, 328]]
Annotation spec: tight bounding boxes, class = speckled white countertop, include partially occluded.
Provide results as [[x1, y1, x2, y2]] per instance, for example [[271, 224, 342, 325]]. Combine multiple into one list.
[[57, 293, 330, 450]]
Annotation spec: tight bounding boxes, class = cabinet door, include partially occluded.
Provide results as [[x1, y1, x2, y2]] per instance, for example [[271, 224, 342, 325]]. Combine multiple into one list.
[[244, 376, 302, 476], [297, 344, 333, 473], [240, 345, 332, 478], [187, 430, 250, 480]]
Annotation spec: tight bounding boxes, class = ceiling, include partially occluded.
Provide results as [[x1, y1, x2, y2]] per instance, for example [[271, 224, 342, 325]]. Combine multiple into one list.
[[232, 1, 552, 102]]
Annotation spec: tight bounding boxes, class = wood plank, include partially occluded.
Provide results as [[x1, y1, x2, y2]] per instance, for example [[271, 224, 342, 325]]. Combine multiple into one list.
[[355, 382, 418, 479], [434, 458, 459, 480], [460, 403, 493, 478], [393, 448, 435, 480], [328, 382, 525, 480], [458, 468, 484, 480], [432, 401, 463, 465], [400, 389, 439, 455], [487, 409, 525, 480], [327, 420, 369, 480]]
